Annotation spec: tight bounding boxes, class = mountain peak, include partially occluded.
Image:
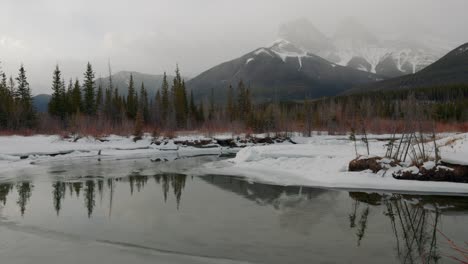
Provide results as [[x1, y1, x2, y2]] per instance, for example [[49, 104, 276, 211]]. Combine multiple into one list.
[[267, 39, 307, 59], [454, 43, 468, 55], [334, 17, 379, 46], [278, 18, 333, 55]]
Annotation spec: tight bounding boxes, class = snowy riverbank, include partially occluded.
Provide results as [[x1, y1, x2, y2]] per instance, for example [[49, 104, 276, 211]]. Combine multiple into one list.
[[1, 133, 467, 194], [197, 133, 468, 194], [0, 134, 238, 175]]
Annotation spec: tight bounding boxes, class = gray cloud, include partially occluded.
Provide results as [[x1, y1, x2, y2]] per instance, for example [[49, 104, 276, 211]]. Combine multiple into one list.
[[1, 0, 467, 94]]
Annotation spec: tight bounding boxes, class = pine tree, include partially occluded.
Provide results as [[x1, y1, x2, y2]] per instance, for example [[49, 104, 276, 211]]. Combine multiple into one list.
[[160, 72, 169, 126], [65, 79, 73, 115], [172, 66, 186, 128], [181, 80, 188, 117], [60, 78, 67, 121], [83, 62, 96, 116], [71, 79, 82, 114], [8, 76, 17, 101], [16, 65, 36, 128], [48, 65, 64, 118], [0, 63, 9, 129], [139, 82, 149, 123], [112, 87, 123, 124], [126, 74, 137, 119], [154, 90, 162, 125]]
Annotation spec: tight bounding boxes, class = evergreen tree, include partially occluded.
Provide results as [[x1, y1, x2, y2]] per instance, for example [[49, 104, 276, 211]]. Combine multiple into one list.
[[126, 74, 137, 119], [83, 62, 96, 116], [172, 66, 187, 128], [65, 79, 73, 115], [48, 65, 64, 118], [16, 65, 36, 128], [139, 82, 149, 123], [0, 64, 9, 128], [154, 90, 162, 124], [0, 63, 9, 128], [71, 79, 82, 114], [112, 87, 123, 124], [8, 76, 17, 101], [181, 80, 188, 117], [160, 72, 170, 126]]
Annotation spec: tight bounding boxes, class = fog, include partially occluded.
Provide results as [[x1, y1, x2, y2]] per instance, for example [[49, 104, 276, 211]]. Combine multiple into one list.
[[1, 0, 467, 94]]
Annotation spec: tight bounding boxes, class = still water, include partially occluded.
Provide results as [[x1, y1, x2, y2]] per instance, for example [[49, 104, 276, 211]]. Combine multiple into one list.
[[0, 156, 467, 264]]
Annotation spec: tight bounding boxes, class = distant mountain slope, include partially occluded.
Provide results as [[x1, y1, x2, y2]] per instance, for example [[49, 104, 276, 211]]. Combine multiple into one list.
[[187, 40, 382, 103], [95, 71, 177, 98], [347, 43, 468, 94], [32, 94, 51, 113]]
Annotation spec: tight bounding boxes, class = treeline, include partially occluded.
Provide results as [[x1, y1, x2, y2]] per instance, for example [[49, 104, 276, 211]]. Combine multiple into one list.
[[297, 84, 468, 134], [0, 64, 37, 130], [1, 60, 467, 135], [43, 63, 257, 135], [0, 61, 261, 135]]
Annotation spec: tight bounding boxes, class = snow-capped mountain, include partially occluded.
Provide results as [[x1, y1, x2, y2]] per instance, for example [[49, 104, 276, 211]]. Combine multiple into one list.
[[347, 42, 468, 93], [187, 40, 381, 103], [278, 18, 450, 78]]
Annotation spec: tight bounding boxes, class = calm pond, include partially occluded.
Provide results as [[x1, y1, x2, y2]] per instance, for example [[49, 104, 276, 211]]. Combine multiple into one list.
[[0, 156, 467, 264]]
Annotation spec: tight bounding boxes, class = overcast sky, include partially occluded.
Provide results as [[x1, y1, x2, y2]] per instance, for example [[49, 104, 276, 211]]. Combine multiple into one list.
[[1, 0, 467, 94]]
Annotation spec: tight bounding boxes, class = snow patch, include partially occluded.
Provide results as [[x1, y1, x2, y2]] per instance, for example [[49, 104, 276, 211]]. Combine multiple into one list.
[[254, 48, 272, 56], [422, 161, 436, 170], [357, 65, 368, 72], [245, 58, 254, 65], [457, 45, 468, 54]]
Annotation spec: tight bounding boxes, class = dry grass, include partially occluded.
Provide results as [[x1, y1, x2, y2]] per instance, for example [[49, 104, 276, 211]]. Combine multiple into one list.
[[1, 117, 467, 137]]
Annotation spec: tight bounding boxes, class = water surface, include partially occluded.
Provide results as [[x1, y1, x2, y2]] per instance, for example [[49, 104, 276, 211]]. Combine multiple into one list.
[[0, 156, 467, 263]]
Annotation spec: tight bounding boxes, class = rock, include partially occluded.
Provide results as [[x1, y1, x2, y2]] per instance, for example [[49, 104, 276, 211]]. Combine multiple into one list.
[[348, 157, 383, 173], [216, 138, 237, 148]]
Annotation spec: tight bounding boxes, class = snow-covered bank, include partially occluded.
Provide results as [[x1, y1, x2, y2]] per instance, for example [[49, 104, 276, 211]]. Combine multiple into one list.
[[197, 134, 468, 194], [0, 134, 236, 175], [438, 133, 468, 165], [1, 133, 467, 194]]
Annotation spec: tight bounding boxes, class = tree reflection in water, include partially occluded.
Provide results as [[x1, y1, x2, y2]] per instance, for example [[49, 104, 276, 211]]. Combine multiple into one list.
[[153, 173, 186, 209], [349, 192, 445, 263], [84, 180, 96, 218], [52, 181, 66, 215], [0, 182, 14, 205], [16, 182, 33, 216]]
